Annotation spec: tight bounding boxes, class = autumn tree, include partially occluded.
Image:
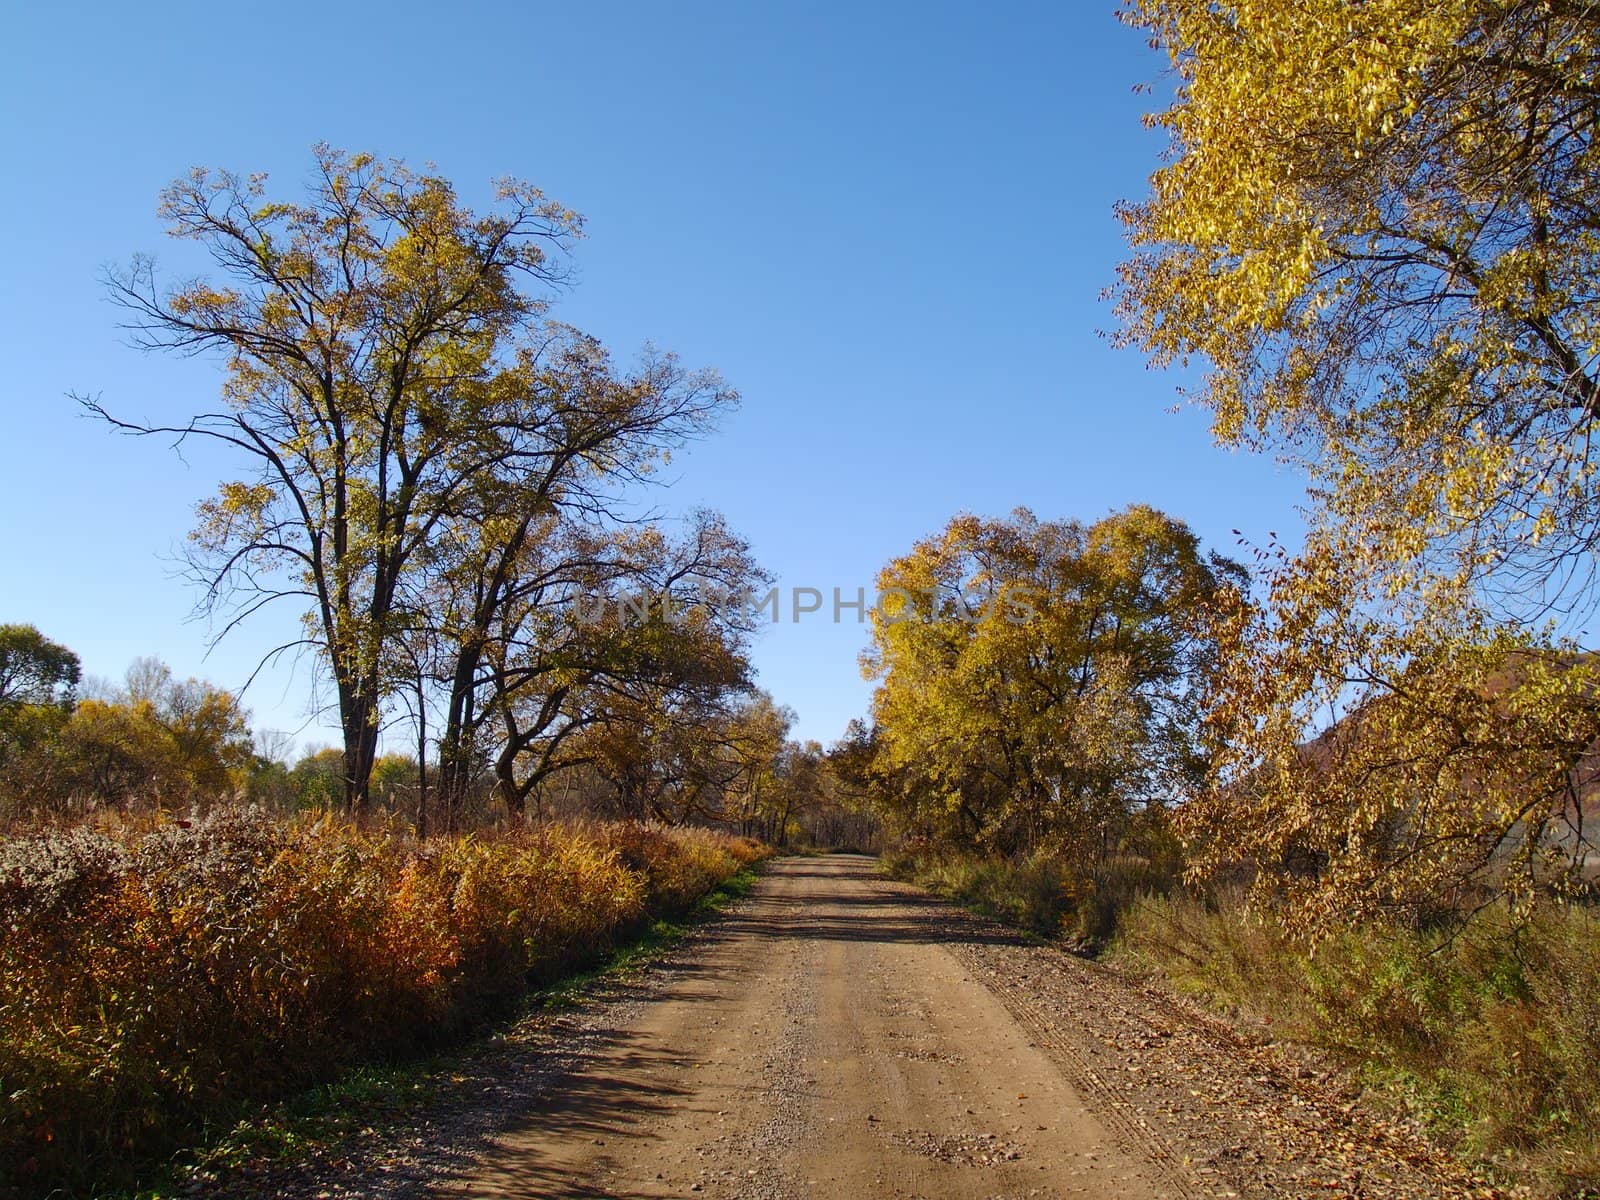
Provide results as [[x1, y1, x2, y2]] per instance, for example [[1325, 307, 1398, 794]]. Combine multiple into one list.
[[117, 657, 255, 798], [1, 657, 253, 810], [757, 738, 871, 850], [0, 626, 81, 806], [712, 693, 793, 838], [566, 665, 768, 826], [0, 625, 80, 712], [288, 746, 348, 809], [1115, 0, 1600, 923], [85, 147, 733, 812], [420, 507, 764, 826], [864, 507, 1240, 857], [804, 718, 885, 851]]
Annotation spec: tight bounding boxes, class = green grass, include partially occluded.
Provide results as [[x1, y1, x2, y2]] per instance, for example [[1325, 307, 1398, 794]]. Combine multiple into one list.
[[118, 860, 768, 1200]]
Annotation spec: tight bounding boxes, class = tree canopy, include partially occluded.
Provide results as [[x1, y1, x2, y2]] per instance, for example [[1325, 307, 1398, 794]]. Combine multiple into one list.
[[0, 624, 80, 711], [1115, 0, 1600, 924], [86, 147, 736, 810], [863, 506, 1241, 855]]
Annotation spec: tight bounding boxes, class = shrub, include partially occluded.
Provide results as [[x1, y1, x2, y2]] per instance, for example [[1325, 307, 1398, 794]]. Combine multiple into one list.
[[591, 821, 766, 916], [0, 808, 767, 1197], [883, 808, 1184, 946]]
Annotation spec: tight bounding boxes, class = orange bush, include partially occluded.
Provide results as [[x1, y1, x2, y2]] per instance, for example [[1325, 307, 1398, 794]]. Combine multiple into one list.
[[591, 820, 767, 914], [0, 809, 766, 1197]]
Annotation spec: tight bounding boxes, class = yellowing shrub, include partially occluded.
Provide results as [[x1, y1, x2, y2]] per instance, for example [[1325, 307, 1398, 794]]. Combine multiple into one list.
[[0, 809, 767, 1196], [593, 821, 766, 914]]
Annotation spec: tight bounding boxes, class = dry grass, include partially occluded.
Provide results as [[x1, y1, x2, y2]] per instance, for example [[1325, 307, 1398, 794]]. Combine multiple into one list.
[[882, 827, 1181, 948], [0, 807, 767, 1197], [886, 836, 1600, 1196], [1114, 894, 1600, 1198]]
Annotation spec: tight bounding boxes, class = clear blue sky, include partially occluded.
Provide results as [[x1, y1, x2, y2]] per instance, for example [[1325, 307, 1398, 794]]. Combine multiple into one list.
[[1, 0, 1307, 754]]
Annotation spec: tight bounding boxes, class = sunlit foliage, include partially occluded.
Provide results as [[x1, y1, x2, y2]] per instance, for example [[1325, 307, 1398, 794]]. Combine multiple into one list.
[[864, 506, 1241, 856], [86, 147, 735, 810], [1115, 0, 1600, 925], [0, 656, 253, 814], [0, 809, 766, 1195]]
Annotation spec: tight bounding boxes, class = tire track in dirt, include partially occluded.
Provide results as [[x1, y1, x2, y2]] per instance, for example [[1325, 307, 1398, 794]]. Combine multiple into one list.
[[448, 856, 1170, 1199], [862, 874, 1213, 1199], [219, 856, 1505, 1200], [869, 873, 1507, 1200]]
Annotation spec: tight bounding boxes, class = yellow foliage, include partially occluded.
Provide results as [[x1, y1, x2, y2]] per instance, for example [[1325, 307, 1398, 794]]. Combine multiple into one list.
[[1115, 0, 1600, 927], [864, 506, 1241, 854]]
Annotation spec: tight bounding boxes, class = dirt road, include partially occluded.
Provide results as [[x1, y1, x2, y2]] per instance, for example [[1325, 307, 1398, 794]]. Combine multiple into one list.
[[436, 857, 1496, 1200], [218, 855, 1501, 1199]]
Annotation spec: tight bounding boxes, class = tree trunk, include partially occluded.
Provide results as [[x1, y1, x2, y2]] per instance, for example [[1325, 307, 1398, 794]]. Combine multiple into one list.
[[415, 676, 429, 839], [341, 695, 380, 815], [496, 747, 525, 821], [437, 652, 483, 833]]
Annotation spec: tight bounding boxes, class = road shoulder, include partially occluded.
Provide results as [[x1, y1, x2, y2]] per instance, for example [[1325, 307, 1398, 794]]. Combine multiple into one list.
[[869, 872, 1508, 1200]]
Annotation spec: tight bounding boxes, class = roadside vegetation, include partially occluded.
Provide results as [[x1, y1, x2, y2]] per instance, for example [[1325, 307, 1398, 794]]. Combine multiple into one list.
[[0, 605, 874, 1199], [0, 808, 767, 1196], [0, 149, 878, 1200], [1116, 895, 1600, 1193], [11, 1, 1600, 1195], [883, 825, 1600, 1198], [134, 856, 766, 1200], [864, 4, 1600, 1195]]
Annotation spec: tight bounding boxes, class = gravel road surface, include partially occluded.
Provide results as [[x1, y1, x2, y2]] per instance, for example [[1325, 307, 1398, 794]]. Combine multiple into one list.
[[432, 856, 1499, 1200]]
